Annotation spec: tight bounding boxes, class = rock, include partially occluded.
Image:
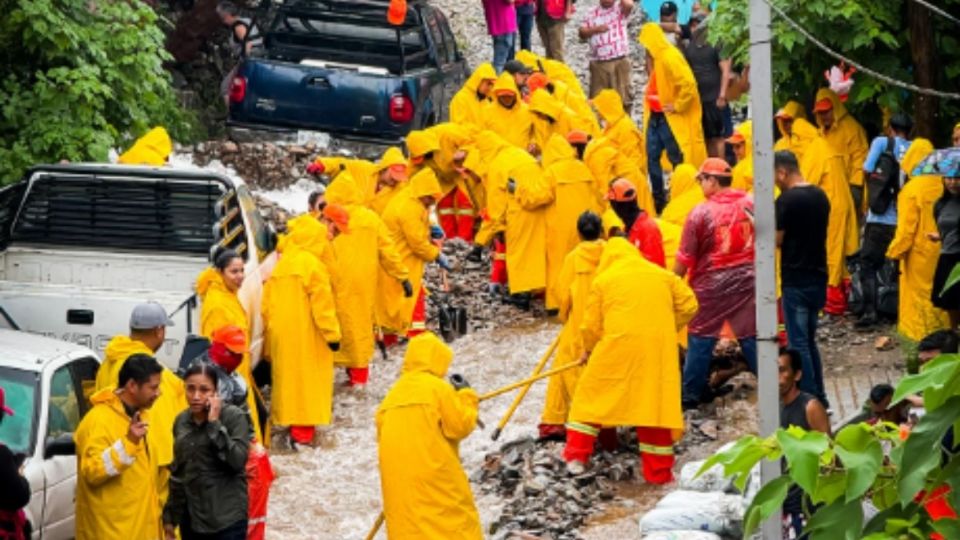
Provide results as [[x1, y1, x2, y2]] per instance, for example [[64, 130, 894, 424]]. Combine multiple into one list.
[[874, 335, 896, 351], [699, 419, 719, 440], [221, 141, 239, 154]]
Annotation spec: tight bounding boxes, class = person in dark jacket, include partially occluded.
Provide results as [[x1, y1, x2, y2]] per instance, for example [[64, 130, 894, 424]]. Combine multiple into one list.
[[0, 386, 31, 540], [163, 363, 249, 540], [931, 167, 960, 329]]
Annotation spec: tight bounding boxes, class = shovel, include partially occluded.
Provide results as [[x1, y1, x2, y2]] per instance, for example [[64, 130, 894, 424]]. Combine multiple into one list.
[[490, 335, 559, 441]]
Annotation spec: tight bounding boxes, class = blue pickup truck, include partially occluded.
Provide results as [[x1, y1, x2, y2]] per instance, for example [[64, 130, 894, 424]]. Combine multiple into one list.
[[227, 0, 468, 143]]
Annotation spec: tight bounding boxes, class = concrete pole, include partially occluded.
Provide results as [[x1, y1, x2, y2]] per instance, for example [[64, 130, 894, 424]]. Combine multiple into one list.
[[748, 0, 781, 538]]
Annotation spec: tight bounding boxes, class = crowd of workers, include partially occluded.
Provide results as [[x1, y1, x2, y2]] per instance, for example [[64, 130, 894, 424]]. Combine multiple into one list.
[[5, 1, 960, 539]]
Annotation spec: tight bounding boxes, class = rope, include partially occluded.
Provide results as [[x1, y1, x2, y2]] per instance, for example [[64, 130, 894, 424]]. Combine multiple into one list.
[[909, 0, 960, 27], [761, 0, 960, 100]]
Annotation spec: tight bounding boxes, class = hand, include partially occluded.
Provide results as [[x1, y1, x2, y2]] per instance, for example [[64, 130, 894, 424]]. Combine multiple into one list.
[[207, 393, 222, 422], [663, 103, 676, 114], [716, 96, 727, 108], [164, 524, 176, 540], [507, 178, 517, 194], [592, 24, 610, 34], [127, 411, 148, 444], [430, 224, 445, 240], [328, 341, 341, 352], [401, 279, 414, 298], [927, 232, 941, 242], [306, 162, 325, 176], [449, 373, 471, 390], [579, 351, 591, 364], [452, 149, 467, 164], [437, 254, 453, 272]]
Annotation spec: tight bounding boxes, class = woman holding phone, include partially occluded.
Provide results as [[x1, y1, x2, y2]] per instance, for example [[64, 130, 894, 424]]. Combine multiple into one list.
[[163, 363, 250, 540]]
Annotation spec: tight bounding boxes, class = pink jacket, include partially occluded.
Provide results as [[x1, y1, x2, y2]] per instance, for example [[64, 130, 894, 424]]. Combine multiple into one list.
[[482, 0, 518, 36]]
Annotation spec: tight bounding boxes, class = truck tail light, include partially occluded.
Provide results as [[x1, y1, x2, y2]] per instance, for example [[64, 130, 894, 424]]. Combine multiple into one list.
[[389, 93, 414, 123], [229, 76, 247, 104]]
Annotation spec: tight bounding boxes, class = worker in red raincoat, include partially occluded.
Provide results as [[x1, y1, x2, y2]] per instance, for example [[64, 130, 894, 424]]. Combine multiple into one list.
[[607, 178, 665, 267]]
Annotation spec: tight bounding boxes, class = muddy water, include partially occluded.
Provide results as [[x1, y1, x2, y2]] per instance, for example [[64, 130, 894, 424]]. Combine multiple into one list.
[[266, 320, 559, 539]]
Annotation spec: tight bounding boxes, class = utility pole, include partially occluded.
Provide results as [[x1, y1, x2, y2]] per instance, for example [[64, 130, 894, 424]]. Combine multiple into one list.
[[749, 0, 781, 538]]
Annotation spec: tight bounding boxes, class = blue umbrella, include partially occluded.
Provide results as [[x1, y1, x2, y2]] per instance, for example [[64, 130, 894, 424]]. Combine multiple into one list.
[[913, 147, 960, 177]]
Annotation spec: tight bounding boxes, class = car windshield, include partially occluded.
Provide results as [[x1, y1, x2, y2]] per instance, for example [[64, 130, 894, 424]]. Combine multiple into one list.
[[0, 366, 40, 455]]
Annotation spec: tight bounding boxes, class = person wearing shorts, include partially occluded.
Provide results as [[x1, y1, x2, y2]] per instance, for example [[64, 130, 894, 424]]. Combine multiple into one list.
[[683, 13, 730, 158]]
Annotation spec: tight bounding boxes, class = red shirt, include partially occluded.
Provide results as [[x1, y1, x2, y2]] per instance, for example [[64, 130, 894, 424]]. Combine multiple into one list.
[[628, 212, 665, 268], [646, 72, 663, 113]]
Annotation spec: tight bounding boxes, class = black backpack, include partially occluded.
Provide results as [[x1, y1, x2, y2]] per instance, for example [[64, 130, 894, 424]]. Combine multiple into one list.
[[867, 136, 901, 215]]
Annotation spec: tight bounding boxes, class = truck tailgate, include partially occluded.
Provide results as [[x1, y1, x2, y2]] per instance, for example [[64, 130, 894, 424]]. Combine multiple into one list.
[[233, 59, 413, 140]]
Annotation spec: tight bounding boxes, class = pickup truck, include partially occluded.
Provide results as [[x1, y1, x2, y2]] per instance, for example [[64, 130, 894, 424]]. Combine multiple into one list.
[[227, 0, 468, 143], [0, 164, 276, 370]]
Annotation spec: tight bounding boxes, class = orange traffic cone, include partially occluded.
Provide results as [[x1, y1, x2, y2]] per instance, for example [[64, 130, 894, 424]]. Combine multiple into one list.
[[387, 0, 407, 25]]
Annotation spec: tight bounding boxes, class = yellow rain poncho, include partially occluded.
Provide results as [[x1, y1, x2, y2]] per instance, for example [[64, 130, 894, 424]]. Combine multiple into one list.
[[638, 23, 708, 170], [569, 238, 698, 431], [325, 174, 409, 367], [731, 121, 754, 192], [886, 138, 950, 341], [262, 216, 341, 427], [481, 72, 534, 149], [370, 147, 409, 215], [660, 163, 705, 227], [542, 239, 605, 426], [543, 135, 602, 309], [117, 127, 172, 166], [312, 156, 378, 201], [424, 123, 476, 195], [75, 389, 162, 540], [774, 101, 818, 161], [801, 136, 859, 287], [196, 266, 262, 440], [592, 89, 644, 166], [95, 336, 185, 473], [377, 169, 441, 332], [529, 89, 574, 153], [472, 131, 511, 247], [583, 136, 656, 216], [814, 88, 869, 188], [516, 49, 586, 98], [552, 79, 601, 136], [376, 333, 481, 540], [450, 63, 496, 127]]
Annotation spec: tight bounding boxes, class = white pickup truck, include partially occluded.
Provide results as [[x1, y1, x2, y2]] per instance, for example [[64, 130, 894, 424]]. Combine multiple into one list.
[[0, 164, 276, 370]]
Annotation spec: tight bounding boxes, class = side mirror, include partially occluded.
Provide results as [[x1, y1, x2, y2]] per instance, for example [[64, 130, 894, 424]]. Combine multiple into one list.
[[44, 433, 76, 459]]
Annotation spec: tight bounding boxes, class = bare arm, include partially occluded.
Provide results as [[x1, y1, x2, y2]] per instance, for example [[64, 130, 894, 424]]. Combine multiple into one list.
[[718, 58, 732, 105], [620, 0, 634, 15], [806, 399, 832, 436]]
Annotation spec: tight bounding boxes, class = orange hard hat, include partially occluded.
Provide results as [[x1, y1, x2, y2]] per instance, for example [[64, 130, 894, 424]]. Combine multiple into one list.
[[566, 130, 590, 145], [726, 132, 746, 144], [813, 98, 833, 112], [697, 157, 733, 178], [387, 0, 407, 25], [774, 108, 793, 119], [211, 325, 248, 354], [323, 203, 350, 233], [527, 72, 550, 94], [607, 178, 638, 202]]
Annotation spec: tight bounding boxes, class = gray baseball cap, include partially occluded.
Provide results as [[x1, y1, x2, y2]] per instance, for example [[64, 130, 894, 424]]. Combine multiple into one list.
[[129, 302, 175, 330]]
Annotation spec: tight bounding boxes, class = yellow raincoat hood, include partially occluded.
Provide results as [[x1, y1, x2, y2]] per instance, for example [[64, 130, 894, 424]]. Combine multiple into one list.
[[377, 147, 407, 171], [814, 88, 851, 128], [401, 332, 454, 377], [406, 130, 440, 158], [592, 89, 626, 126], [543, 133, 576, 168], [325, 173, 363, 206], [492, 72, 521, 102], [776, 100, 808, 139], [118, 127, 172, 166], [638, 23, 670, 59], [669, 163, 698, 200], [597, 236, 641, 274], [409, 168, 442, 199], [902, 138, 934, 177], [731, 121, 754, 191], [195, 266, 228, 300], [464, 63, 497, 93], [279, 214, 328, 261], [530, 88, 562, 120]]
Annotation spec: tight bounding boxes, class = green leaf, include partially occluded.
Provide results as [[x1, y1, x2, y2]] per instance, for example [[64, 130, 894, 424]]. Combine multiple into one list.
[[892, 357, 960, 404], [777, 426, 830, 494], [811, 471, 847, 505], [803, 498, 864, 540], [898, 397, 960, 506], [941, 262, 960, 298], [698, 434, 778, 491], [743, 475, 792, 536], [932, 518, 960, 539], [863, 501, 924, 535], [833, 424, 883, 502]]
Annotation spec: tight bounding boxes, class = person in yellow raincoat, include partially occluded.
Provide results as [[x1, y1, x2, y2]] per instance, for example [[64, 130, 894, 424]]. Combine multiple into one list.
[[376, 332, 481, 540], [800, 134, 859, 316], [639, 23, 707, 211], [481, 72, 534, 149], [76, 354, 165, 540], [539, 212, 605, 439], [516, 49, 587, 98], [729, 121, 754, 192], [773, 101, 818, 161], [450, 62, 496, 127], [95, 303, 185, 510], [195, 250, 264, 442], [886, 138, 951, 341], [542, 134, 602, 310], [529, 88, 574, 157], [563, 237, 698, 481], [551, 79, 602, 137], [117, 127, 172, 166], [324, 174, 411, 386], [813, 88, 869, 211], [369, 147, 409, 215], [581, 134, 656, 216], [422, 123, 479, 242], [659, 163, 703, 227], [591, 89, 644, 169], [377, 168, 444, 334], [262, 215, 341, 446], [306, 155, 378, 202]]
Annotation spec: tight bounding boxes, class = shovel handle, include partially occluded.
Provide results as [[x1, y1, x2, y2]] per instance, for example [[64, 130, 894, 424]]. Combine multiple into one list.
[[364, 512, 384, 540], [489, 335, 560, 440]]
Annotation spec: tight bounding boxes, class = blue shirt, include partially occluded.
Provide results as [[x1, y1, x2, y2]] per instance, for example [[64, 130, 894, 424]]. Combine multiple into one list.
[[863, 136, 909, 226]]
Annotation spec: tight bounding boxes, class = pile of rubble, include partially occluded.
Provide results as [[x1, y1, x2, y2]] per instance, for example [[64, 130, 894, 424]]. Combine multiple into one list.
[[473, 437, 636, 540], [186, 140, 322, 190]]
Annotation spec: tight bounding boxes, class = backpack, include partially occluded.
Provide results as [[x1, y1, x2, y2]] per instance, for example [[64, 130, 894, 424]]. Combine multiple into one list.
[[867, 136, 901, 215]]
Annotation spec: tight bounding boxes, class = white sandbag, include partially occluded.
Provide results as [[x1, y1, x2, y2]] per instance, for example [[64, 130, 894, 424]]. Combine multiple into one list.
[[678, 459, 734, 493], [642, 531, 722, 540], [640, 490, 744, 537]]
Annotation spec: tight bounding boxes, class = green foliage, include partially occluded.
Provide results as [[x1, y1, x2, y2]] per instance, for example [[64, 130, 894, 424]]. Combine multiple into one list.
[[0, 0, 197, 183], [708, 0, 960, 142], [698, 353, 960, 538]]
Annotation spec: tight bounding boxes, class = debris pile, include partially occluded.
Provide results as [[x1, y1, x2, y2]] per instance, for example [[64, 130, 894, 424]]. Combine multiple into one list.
[[187, 140, 321, 190], [473, 437, 641, 540]]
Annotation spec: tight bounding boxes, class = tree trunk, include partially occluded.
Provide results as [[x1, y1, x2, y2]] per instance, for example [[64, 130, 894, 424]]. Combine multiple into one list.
[[908, 0, 938, 139], [165, 0, 224, 65]]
